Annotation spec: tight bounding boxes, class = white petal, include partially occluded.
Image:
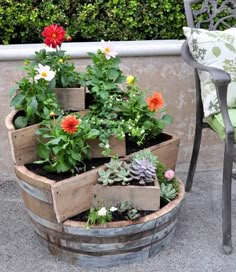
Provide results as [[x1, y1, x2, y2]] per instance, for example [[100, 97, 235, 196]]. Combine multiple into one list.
[[109, 207, 118, 212]]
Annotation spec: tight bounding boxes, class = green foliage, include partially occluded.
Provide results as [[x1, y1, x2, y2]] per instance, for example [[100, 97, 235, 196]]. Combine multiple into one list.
[[10, 63, 61, 128], [34, 113, 99, 173], [80, 49, 173, 155], [35, 49, 80, 88], [0, 0, 81, 44], [86, 207, 112, 227], [120, 78, 173, 146], [0, 0, 186, 45], [160, 183, 178, 202], [156, 162, 179, 204], [78, 0, 186, 41], [117, 201, 140, 220]]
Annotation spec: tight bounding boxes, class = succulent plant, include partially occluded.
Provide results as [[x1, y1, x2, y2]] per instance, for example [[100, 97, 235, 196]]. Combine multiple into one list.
[[131, 149, 158, 167], [160, 183, 177, 202], [97, 169, 114, 185], [117, 201, 140, 220], [130, 158, 156, 185], [98, 159, 132, 186]]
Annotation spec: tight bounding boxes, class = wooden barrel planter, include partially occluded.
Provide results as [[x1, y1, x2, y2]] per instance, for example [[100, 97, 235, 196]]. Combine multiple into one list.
[[15, 163, 184, 268], [5, 106, 182, 267]]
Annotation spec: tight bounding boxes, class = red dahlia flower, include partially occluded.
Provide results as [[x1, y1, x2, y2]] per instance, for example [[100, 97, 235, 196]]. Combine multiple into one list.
[[61, 115, 80, 134], [146, 92, 164, 111], [42, 24, 66, 48]]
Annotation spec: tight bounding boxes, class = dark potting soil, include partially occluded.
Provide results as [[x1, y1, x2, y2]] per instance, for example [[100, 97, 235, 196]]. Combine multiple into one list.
[[25, 157, 111, 181], [126, 133, 171, 155], [70, 209, 154, 222], [25, 134, 170, 182]]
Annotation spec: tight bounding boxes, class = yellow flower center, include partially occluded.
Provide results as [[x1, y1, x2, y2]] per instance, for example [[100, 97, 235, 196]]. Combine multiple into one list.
[[41, 71, 48, 77], [104, 47, 111, 54], [52, 33, 57, 38]]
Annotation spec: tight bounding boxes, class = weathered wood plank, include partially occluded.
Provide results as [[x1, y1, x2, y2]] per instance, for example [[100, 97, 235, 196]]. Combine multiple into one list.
[[14, 165, 55, 191], [17, 179, 53, 204], [8, 123, 39, 165], [51, 167, 103, 223], [92, 178, 160, 211], [148, 133, 180, 170], [54, 87, 86, 111], [21, 190, 57, 222]]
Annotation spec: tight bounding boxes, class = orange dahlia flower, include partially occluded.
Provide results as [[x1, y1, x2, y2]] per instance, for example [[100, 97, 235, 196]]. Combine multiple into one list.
[[61, 115, 80, 134], [146, 92, 164, 111], [42, 24, 66, 48]]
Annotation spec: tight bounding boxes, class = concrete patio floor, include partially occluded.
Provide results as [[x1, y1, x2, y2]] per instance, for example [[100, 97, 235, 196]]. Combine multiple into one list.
[[1, 170, 236, 272]]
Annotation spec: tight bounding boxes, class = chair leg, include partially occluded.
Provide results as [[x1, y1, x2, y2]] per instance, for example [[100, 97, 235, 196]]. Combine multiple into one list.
[[222, 141, 233, 254], [185, 124, 203, 192]]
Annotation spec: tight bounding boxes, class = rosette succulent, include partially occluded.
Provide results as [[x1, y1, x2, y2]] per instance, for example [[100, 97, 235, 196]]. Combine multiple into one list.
[[130, 159, 156, 185]]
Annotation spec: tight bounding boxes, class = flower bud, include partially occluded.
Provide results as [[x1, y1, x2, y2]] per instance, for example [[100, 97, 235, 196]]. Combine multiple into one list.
[[164, 170, 175, 181], [50, 112, 56, 118], [66, 36, 72, 42], [126, 75, 135, 85]]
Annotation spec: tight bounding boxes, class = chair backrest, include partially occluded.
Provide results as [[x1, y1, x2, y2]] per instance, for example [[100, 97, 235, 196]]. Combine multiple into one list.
[[184, 0, 236, 30]]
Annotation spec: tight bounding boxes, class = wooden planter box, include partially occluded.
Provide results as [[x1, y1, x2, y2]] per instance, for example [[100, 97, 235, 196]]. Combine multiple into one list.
[[54, 87, 86, 111], [5, 110, 126, 164], [92, 176, 160, 211]]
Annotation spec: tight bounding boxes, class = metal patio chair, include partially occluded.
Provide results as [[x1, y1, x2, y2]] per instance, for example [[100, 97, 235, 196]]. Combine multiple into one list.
[[181, 0, 236, 254]]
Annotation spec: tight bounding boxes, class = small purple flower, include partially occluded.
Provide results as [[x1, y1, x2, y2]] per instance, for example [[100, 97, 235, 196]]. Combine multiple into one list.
[[164, 169, 175, 181]]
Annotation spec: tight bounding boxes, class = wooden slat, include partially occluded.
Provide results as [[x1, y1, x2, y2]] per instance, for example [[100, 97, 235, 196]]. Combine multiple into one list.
[[8, 123, 39, 165], [14, 165, 55, 191], [5, 110, 18, 131], [17, 179, 53, 204], [148, 133, 180, 170], [21, 190, 57, 222], [54, 87, 85, 111], [51, 167, 103, 223], [92, 178, 160, 211]]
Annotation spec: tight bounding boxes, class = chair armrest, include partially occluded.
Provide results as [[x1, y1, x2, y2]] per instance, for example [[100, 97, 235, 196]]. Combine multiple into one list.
[[181, 40, 234, 139]]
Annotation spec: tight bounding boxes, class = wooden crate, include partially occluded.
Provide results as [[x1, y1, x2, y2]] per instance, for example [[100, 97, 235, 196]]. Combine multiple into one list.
[[92, 176, 160, 211], [54, 87, 86, 111]]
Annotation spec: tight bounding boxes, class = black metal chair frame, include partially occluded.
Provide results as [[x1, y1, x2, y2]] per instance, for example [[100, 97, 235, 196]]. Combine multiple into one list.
[[181, 0, 236, 254]]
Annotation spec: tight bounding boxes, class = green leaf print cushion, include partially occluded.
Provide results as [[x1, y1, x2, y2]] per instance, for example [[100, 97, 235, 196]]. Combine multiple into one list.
[[183, 27, 236, 118]]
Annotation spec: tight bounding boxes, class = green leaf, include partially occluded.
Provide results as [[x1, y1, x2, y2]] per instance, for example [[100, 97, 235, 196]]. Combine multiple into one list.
[[71, 152, 81, 161], [212, 47, 221, 57], [10, 93, 25, 107], [14, 116, 28, 129], [162, 114, 173, 125], [56, 161, 71, 172], [107, 69, 119, 81], [9, 85, 18, 98], [29, 96, 38, 114], [47, 137, 62, 145], [49, 78, 56, 89], [87, 129, 100, 139], [37, 143, 50, 159]]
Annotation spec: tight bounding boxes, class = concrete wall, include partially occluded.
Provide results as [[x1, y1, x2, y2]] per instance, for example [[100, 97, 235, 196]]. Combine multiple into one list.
[[0, 40, 223, 181]]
